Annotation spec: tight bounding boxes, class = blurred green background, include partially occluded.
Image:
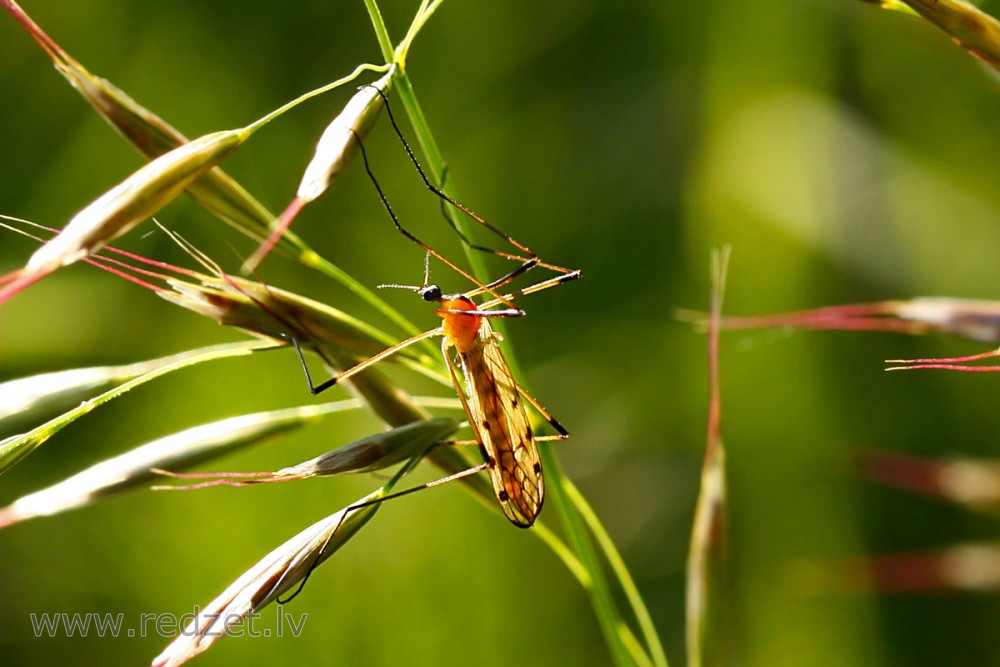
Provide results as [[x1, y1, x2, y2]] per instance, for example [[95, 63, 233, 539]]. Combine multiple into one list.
[[3, 1, 1000, 665]]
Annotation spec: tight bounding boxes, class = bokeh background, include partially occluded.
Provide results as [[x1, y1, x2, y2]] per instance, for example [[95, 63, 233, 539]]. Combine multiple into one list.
[[3, 1, 1000, 665]]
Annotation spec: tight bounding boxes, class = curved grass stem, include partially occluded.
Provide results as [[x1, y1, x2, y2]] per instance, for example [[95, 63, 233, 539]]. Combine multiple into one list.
[[360, 3, 663, 664]]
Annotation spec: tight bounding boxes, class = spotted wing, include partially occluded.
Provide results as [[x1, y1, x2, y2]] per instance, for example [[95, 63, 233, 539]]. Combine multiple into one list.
[[458, 320, 544, 527]]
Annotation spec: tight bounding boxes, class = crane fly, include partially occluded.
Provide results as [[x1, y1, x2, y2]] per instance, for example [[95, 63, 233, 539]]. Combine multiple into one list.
[[440, 292, 545, 526], [197, 91, 579, 601], [161, 263, 575, 603], [150, 89, 580, 527], [274, 88, 582, 526], [292, 262, 577, 527]]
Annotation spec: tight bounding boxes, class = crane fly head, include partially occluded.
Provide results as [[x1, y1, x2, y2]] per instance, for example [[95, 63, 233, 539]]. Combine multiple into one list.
[[417, 284, 443, 302]]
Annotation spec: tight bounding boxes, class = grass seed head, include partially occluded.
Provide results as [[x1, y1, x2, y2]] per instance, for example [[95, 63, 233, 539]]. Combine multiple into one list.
[[894, 297, 1000, 344], [0, 366, 138, 435], [151, 497, 382, 667], [0, 405, 351, 528], [242, 70, 393, 271], [278, 416, 458, 478], [296, 70, 392, 202], [160, 275, 400, 362], [25, 129, 248, 276]]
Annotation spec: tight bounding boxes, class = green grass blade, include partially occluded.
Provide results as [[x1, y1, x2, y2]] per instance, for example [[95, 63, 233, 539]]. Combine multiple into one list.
[[382, 29, 651, 664], [542, 447, 638, 667], [565, 478, 669, 667], [0, 400, 366, 528], [0, 340, 276, 474]]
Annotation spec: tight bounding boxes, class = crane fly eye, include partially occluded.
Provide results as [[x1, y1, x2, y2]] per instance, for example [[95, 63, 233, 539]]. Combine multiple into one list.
[[419, 284, 443, 301]]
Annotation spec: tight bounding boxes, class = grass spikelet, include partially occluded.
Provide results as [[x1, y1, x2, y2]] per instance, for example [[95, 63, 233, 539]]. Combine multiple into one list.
[[154, 416, 457, 489], [156, 272, 446, 426], [900, 0, 1000, 73], [0, 401, 366, 529], [687, 297, 1000, 345], [277, 415, 456, 476], [24, 131, 247, 272], [2, 0, 196, 159], [861, 543, 1000, 593], [686, 249, 730, 667], [891, 298, 1000, 344], [244, 70, 394, 271], [160, 276, 407, 362], [0, 340, 275, 474], [0, 366, 137, 432], [151, 452, 427, 667], [150, 496, 382, 667], [0, 129, 249, 306], [148, 223, 439, 370], [679, 300, 926, 336], [823, 543, 1000, 594], [0, 351, 268, 435], [141, 226, 445, 426], [1, 0, 364, 262], [864, 452, 1000, 511]]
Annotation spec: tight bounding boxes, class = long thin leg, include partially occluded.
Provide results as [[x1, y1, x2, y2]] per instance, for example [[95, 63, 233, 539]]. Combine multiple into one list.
[[355, 134, 518, 310], [368, 86, 575, 276], [274, 459, 490, 604], [476, 269, 582, 310], [155, 223, 358, 381], [429, 269, 582, 319], [292, 327, 443, 395], [433, 163, 535, 267], [477, 255, 540, 294], [516, 382, 570, 438], [438, 438, 480, 446], [441, 338, 479, 443]]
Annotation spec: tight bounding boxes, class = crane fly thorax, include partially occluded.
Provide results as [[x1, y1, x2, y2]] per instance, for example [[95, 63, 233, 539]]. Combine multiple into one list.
[[438, 295, 482, 354]]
